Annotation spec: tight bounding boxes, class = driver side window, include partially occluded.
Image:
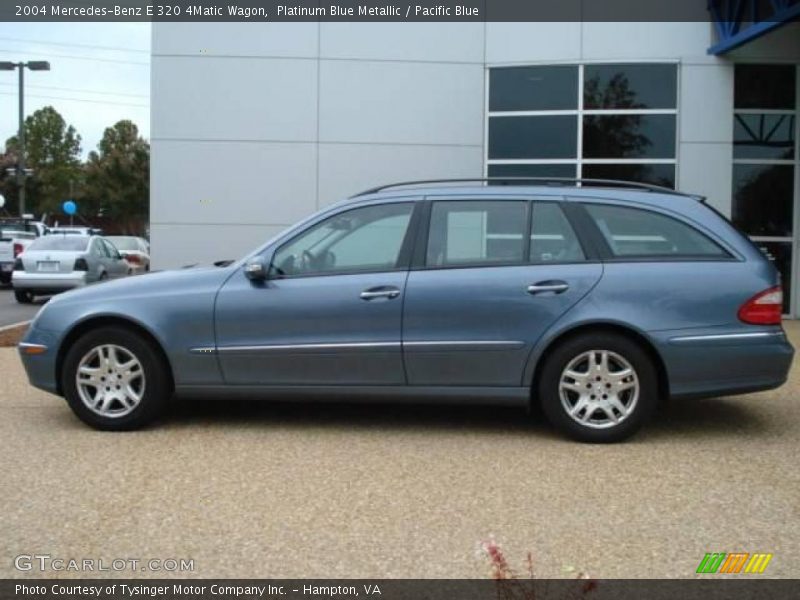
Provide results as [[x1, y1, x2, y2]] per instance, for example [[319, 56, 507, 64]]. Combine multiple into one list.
[[271, 203, 414, 278]]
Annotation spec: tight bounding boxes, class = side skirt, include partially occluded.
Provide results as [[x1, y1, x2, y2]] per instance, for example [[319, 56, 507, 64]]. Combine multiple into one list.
[[174, 385, 530, 406]]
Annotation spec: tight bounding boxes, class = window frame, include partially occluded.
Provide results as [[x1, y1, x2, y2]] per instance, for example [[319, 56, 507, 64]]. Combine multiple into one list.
[[267, 200, 421, 280], [419, 198, 533, 270], [485, 61, 680, 188], [411, 197, 600, 271], [732, 63, 799, 317], [575, 201, 738, 263]]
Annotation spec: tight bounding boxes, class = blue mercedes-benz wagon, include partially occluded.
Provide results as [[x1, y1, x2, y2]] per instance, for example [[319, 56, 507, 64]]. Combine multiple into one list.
[[18, 179, 794, 442]]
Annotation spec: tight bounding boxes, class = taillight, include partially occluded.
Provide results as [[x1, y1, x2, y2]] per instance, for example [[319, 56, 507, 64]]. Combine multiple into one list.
[[73, 258, 89, 271], [13, 258, 23, 271], [125, 254, 141, 264], [738, 286, 783, 325], [12, 243, 23, 258]]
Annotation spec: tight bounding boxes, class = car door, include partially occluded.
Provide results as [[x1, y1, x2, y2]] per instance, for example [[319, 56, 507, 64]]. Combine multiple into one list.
[[101, 239, 128, 278], [402, 197, 603, 386], [215, 201, 418, 386]]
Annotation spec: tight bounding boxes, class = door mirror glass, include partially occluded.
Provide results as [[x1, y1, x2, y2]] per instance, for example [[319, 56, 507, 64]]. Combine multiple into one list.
[[244, 258, 267, 281]]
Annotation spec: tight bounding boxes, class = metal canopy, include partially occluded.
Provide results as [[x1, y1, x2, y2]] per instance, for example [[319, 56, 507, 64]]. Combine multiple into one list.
[[708, 0, 800, 55]]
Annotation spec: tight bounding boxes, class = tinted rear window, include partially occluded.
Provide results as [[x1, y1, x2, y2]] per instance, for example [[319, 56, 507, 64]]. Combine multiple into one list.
[[584, 204, 729, 259], [107, 237, 139, 250], [29, 236, 89, 252]]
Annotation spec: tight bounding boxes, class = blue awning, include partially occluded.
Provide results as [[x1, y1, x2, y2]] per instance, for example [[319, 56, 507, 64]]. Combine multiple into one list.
[[708, 0, 800, 55]]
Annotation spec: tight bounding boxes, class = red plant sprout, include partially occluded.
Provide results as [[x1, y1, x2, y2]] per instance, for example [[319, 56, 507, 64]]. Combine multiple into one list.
[[478, 537, 598, 600]]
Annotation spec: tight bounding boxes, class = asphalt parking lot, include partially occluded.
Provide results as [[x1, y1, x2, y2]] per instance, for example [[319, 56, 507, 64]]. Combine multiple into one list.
[[1, 324, 799, 579], [0, 288, 48, 328]]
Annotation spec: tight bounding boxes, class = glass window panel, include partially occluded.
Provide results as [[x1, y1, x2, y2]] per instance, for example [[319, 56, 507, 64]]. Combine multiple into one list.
[[584, 204, 729, 258], [732, 164, 794, 237], [734, 64, 796, 110], [583, 114, 676, 159], [489, 116, 578, 160], [427, 201, 527, 267], [272, 203, 412, 277], [490, 66, 579, 112], [584, 64, 677, 109], [530, 202, 585, 263], [488, 163, 577, 183], [751, 240, 792, 314], [582, 163, 675, 189], [734, 113, 795, 160]]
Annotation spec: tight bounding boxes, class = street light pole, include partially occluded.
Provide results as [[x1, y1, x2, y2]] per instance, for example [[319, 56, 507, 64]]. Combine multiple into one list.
[[17, 63, 25, 216], [0, 60, 50, 217]]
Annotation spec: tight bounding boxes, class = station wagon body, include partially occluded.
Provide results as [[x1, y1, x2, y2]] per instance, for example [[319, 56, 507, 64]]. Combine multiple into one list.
[[18, 180, 794, 442]]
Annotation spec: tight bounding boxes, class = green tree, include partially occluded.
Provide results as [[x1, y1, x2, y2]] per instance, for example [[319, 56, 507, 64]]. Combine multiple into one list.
[[4, 106, 82, 216], [84, 120, 149, 233]]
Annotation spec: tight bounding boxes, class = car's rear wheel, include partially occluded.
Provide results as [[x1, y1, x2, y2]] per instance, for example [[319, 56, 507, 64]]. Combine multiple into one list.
[[538, 332, 658, 443], [14, 289, 33, 303], [61, 327, 171, 430]]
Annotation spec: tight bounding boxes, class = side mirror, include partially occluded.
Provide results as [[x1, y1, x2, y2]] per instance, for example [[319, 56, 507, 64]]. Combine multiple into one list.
[[244, 258, 267, 281]]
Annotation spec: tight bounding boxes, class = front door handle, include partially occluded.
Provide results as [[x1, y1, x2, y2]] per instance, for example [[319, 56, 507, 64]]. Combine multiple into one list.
[[527, 280, 569, 295], [360, 286, 400, 301]]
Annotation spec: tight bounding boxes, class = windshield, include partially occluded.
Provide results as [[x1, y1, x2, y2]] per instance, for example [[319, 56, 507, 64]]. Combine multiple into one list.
[[29, 236, 90, 252], [107, 237, 139, 251]]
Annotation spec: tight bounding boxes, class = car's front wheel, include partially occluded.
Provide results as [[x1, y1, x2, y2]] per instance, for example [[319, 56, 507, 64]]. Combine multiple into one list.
[[538, 332, 658, 443], [62, 327, 171, 430]]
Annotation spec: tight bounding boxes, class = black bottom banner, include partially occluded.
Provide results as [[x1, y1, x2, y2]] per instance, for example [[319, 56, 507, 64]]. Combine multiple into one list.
[[1, 579, 797, 600]]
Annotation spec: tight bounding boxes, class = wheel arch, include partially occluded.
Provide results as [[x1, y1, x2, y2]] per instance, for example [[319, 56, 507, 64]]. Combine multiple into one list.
[[55, 315, 175, 396], [527, 321, 670, 406]]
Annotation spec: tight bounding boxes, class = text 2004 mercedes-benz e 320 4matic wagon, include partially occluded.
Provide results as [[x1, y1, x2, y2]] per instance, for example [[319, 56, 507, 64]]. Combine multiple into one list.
[[18, 179, 794, 442]]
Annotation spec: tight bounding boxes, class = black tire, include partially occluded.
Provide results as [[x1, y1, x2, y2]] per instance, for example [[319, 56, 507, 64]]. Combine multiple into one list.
[[537, 332, 659, 443], [61, 326, 171, 431], [14, 289, 33, 303]]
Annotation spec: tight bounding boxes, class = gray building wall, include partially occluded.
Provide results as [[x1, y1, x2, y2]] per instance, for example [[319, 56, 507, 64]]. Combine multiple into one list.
[[151, 21, 800, 277]]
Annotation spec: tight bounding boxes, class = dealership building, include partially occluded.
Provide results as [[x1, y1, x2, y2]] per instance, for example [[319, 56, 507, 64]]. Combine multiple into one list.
[[150, 12, 800, 313]]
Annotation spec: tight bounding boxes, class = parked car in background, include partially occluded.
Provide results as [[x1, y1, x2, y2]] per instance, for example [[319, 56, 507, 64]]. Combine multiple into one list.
[[106, 236, 151, 273], [12, 234, 130, 303], [49, 226, 102, 236], [17, 179, 794, 442], [0, 217, 48, 284]]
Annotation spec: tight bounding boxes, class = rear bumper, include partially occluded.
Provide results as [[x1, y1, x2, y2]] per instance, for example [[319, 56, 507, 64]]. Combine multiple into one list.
[[653, 328, 794, 399], [12, 271, 87, 292], [0, 261, 13, 283]]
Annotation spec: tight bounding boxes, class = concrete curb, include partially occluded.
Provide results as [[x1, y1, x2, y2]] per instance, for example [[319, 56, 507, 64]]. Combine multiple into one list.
[[0, 320, 30, 333]]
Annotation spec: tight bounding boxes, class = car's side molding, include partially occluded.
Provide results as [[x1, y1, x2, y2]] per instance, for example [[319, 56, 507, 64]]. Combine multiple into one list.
[[191, 340, 527, 355]]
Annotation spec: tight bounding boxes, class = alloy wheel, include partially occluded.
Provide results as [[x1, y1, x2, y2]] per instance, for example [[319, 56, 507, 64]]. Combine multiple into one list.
[[558, 349, 639, 429], [75, 344, 146, 418]]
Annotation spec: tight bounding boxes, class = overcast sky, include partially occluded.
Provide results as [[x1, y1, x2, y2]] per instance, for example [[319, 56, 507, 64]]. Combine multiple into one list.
[[0, 22, 150, 159]]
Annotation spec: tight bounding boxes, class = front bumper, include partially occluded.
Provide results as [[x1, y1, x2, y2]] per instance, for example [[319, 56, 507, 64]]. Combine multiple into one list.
[[18, 325, 60, 395], [12, 271, 87, 292]]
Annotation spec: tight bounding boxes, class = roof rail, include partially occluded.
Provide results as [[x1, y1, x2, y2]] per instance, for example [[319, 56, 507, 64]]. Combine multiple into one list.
[[350, 177, 705, 202]]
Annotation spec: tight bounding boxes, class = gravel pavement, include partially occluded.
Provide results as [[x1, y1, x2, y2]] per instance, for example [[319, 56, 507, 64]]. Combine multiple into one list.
[[1, 324, 799, 579]]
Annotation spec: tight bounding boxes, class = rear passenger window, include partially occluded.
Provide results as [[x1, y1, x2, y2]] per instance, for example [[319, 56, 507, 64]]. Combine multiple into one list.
[[585, 204, 729, 258], [530, 202, 585, 263], [426, 201, 526, 267]]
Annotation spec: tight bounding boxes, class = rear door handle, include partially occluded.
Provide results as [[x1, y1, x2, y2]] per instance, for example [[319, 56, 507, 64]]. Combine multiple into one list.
[[360, 286, 400, 300], [527, 281, 569, 295]]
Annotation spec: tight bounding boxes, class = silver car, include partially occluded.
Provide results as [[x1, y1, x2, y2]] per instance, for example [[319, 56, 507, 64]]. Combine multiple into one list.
[[12, 235, 130, 303], [106, 236, 151, 273]]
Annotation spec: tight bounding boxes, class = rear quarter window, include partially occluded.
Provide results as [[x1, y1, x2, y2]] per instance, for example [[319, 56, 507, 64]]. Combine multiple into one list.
[[584, 203, 730, 259]]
